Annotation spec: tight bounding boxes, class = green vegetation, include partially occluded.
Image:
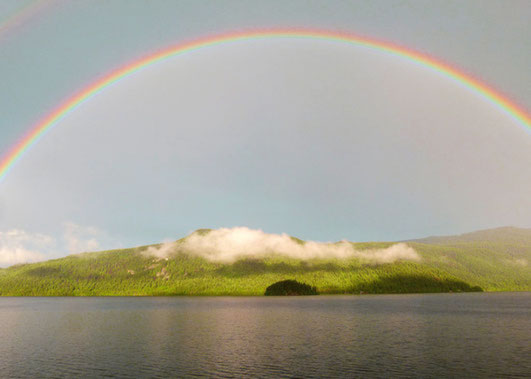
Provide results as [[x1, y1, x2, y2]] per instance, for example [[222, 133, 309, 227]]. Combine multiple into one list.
[[0, 227, 529, 296], [350, 274, 482, 294], [265, 280, 318, 296]]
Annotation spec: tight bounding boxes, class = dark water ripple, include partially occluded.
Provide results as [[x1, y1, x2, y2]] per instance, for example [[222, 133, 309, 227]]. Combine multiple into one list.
[[0, 293, 530, 378]]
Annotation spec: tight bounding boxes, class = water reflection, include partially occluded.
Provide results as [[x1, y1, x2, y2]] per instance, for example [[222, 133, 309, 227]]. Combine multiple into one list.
[[0, 293, 529, 377]]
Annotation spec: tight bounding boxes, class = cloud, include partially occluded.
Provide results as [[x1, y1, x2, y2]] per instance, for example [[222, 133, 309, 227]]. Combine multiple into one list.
[[0, 229, 53, 266], [144, 240, 175, 260], [145, 227, 421, 263], [0, 222, 116, 267], [63, 222, 102, 254]]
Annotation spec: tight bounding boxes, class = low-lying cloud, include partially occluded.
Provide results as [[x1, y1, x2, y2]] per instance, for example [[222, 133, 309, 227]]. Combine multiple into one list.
[[0, 229, 52, 266], [63, 222, 101, 254], [145, 227, 420, 264], [0, 222, 119, 267]]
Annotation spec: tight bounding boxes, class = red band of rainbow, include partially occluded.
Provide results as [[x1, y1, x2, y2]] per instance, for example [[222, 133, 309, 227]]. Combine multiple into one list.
[[1, 29, 529, 184]]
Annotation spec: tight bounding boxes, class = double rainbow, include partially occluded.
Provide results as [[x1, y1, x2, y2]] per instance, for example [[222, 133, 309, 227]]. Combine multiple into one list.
[[1, 29, 529, 184]]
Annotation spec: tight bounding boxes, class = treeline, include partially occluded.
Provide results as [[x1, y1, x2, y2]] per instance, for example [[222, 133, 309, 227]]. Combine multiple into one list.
[[0, 228, 529, 296]]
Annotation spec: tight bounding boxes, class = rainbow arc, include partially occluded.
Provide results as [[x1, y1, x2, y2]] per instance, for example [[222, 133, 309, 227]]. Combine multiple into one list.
[[1, 29, 529, 183]]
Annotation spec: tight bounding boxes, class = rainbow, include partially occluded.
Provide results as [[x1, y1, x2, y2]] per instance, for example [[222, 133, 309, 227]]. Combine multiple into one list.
[[0, 0, 57, 42], [1, 29, 530, 184]]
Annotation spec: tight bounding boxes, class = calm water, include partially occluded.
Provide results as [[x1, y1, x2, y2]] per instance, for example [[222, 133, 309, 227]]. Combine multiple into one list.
[[0, 293, 530, 378]]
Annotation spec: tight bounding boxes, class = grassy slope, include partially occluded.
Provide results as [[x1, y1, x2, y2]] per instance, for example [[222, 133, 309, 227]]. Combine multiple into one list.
[[0, 227, 529, 296]]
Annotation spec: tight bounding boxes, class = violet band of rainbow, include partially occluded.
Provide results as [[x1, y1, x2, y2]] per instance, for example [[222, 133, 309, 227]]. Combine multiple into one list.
[[1, 29, 530, 184]]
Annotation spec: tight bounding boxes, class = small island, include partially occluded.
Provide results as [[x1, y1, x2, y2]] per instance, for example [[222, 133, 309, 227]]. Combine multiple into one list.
[[265, 280, 318, 296]]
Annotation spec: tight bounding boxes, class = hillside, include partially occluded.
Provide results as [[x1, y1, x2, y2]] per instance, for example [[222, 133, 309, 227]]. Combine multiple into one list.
[[0, 227, 529, 296], [411, 226, 531, 245]]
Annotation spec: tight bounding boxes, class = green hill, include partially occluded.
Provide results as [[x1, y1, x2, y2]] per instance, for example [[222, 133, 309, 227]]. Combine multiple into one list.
[[0, 227, 529, 296]]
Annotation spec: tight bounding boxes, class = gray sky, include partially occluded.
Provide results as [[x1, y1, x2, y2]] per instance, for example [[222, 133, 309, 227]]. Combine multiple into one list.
[[0, 0, 530, 265]]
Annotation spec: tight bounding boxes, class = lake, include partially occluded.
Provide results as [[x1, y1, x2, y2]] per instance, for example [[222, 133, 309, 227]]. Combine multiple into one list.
[[0, 293, 529, 377]]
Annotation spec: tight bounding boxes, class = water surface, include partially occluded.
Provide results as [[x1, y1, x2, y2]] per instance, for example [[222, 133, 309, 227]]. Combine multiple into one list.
[[0, 293, 529, 377]]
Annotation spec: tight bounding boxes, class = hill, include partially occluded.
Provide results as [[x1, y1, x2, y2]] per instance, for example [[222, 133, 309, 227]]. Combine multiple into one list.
[[0, 227, 529, 296], [411, 226, 531, 245]]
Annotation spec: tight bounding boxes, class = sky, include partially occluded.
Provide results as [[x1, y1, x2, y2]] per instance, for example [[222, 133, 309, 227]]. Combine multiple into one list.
[[0, 0, 530, 266]]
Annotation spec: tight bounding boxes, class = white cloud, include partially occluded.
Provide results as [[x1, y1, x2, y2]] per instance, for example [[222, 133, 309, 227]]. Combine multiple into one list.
[[146, 227, 421, 263], [144, 240, 176, 260], [63, 222, 102, 254], [0, 222, 117, 267], [0, 229, 53, 267]]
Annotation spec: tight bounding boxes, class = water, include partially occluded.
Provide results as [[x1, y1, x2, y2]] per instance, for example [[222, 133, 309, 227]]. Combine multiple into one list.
[[0, 293, 529, 378]]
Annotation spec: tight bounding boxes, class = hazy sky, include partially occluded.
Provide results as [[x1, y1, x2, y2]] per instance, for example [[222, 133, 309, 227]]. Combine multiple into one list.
[[0, 0, 530, 265]]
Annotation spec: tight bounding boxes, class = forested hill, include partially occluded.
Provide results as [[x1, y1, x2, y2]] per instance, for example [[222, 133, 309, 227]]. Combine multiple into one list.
[[0, 227, 529, 296], [411, 226, 531, 245]]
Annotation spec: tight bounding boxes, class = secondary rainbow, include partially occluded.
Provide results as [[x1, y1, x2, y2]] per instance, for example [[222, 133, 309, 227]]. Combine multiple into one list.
[[0, 0, 57, 42], [1, 29, 530, 183]]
